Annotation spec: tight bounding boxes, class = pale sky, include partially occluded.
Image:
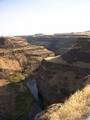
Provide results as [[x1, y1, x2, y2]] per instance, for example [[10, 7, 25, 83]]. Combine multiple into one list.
[[0, 0, 90, 36]]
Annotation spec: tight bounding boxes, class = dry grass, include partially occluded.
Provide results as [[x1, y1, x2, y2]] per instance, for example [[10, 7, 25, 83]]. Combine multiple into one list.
[[35, 84, 90, 120], [58, 84, 90, 120]]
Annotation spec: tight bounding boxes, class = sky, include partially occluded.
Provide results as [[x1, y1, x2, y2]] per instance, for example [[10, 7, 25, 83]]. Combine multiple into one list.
[[0, 0, 90, 36]]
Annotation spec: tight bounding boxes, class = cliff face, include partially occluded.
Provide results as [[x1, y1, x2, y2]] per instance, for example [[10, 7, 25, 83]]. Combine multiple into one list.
[[24, 35, 77, 55], [0, 37, 54, 119], [35, 37, 90, 105], [35, 37, 90, 120], [0, 34, 90, 120], [24, 34, 90, 55], [0, 37, 54, 76], [35, 83, 90, 120]]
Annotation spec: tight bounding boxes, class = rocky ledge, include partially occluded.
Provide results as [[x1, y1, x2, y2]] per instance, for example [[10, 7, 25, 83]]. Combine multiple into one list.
[[35, 82, 90, 120], [34, 37, 90, 120], [0, 37, 54, 119]]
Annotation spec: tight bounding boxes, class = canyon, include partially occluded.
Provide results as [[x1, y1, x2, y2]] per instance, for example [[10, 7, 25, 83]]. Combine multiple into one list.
[[0, 32, 90, 120], [0, 37, 54, 120]]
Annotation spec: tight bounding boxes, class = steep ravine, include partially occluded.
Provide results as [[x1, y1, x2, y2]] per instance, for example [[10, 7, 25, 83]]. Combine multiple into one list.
[[18, 77, 43, 120], [0, 37, 55, 120], [0, 36, 90, 120], [15, 36, 90, 120], [34, 37, 90, 104], [34, 37, 90, 120]]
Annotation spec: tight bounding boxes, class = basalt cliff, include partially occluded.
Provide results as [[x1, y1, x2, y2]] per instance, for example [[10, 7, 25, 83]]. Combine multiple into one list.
[[33, 34, 90, 120], [0, 33, 90, 120], [0, 36, 54, 120]]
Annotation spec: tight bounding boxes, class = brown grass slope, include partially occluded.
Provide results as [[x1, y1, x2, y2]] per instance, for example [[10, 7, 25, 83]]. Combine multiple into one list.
[[35, 82, 90, 120]]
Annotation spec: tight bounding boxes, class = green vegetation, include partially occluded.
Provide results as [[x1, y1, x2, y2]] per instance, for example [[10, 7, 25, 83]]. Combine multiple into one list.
[[8, 72, 25, 83], [7, 72, 34, 119]]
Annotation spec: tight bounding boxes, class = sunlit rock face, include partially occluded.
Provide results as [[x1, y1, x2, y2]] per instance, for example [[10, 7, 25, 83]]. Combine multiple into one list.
[[0, 37, 54, 76], [0, 36, 54, 119]]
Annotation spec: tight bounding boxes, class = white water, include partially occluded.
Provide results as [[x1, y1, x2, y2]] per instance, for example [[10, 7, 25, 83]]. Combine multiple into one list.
[[86, 116, 90, 120], [22, 78, 42, 120], [26, 78, 39, 100]]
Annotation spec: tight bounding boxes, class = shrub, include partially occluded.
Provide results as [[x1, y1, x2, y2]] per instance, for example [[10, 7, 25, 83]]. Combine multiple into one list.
[[8, 72, 25, 83]]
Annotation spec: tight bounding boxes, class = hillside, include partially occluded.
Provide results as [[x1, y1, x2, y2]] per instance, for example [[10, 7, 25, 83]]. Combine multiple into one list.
[[35, 83, 90, 120], [34, 36, 90, 120], [0, 33, 90, 120], [35, 37, 90, 105], [0, 37, 54, 120], [23, 32, 90, 55]]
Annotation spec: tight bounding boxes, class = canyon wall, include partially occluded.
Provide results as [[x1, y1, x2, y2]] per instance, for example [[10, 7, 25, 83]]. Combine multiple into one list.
[[35, 37, 90, 105], [0, 34, 90, 120], [33, 35, 90, 120], [0, 37, 54, 119]]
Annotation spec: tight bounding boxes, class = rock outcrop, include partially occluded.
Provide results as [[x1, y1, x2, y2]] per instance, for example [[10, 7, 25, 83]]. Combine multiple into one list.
[[0, 37, 54, 119], [0, 37, 54, 76], [35, 82, 90, 120], [24, 33, 90, 55], [35, 37, 90, 106], [0, 33, 90, 120]]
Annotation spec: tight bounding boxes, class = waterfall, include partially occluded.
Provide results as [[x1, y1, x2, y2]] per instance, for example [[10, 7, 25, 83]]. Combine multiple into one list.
[[86, 116, 90, 120], [19, 78, 43, 120], [26, 78, 39, 100]]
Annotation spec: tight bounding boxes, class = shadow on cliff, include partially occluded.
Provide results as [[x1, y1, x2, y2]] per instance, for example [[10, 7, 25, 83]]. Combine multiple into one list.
[[0, 67, 30, 120], [34, 38, 90, 105], [62, 38, 90, 63], [0, 67, 43, 120]]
